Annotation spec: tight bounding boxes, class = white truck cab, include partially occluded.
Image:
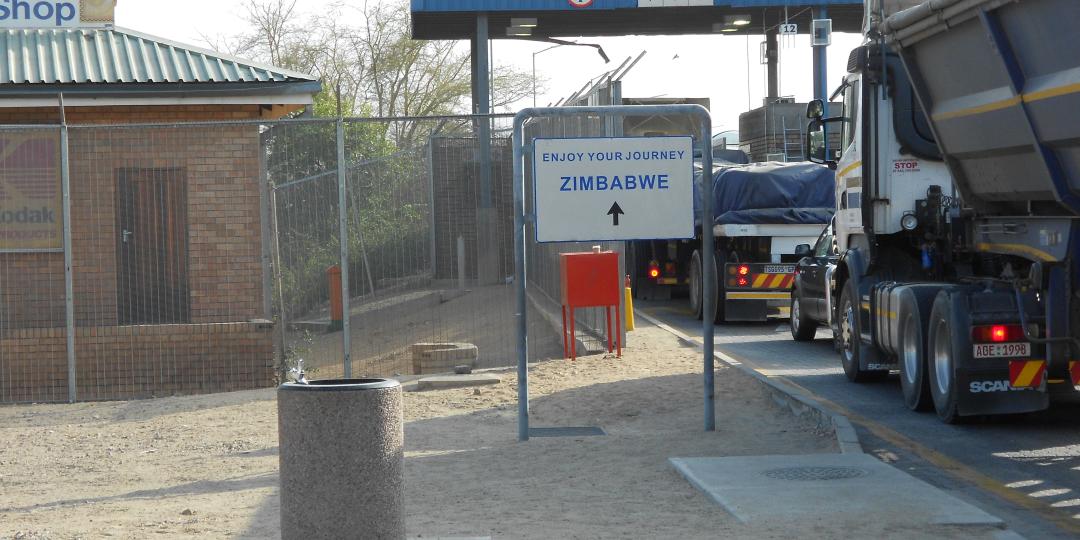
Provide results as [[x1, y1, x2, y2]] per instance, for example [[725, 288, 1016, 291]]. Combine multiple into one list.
[[812, 58, 952, 255]]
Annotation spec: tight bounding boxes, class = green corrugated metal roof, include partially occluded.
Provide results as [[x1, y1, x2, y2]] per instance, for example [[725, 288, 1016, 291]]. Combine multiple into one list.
[[0, 27, 316, 85]]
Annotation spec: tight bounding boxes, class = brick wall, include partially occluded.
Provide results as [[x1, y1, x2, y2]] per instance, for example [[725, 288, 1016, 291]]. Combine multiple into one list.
[[0, 322, 274, 403], [0, 105, 275, 403], [0, 105, 265, 125]]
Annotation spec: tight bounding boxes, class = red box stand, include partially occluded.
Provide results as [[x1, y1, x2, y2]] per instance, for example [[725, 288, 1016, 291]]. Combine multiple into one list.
[[559, 250, 621, 359]]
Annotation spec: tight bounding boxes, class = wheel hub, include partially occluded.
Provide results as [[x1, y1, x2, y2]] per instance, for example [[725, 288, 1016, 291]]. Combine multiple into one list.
[[841, 303, 855, 363], [903, 314, 919, 384], [933, 318, 952, 395]]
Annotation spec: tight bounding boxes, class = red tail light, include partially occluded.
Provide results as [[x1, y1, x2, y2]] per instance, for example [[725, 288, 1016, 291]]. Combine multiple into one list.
[[737, 277, 749, 287], [648, 265, 660, 279], [738, 264, 750, 276], [972, 324, 1025, 343]]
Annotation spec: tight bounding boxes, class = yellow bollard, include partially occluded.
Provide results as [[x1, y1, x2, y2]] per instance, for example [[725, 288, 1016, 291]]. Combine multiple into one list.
[[624, 275, 635, 331]]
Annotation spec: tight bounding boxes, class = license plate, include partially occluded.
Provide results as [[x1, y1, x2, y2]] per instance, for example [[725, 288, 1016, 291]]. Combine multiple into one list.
[[973, 342, 1030, 359], [763, 265, 795, 274]]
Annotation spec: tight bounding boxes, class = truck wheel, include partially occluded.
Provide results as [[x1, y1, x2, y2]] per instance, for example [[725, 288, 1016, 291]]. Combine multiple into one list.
[[689, 250, 704, 319], [927, 292, 962, 424], [628, 241, 648, 300], [790, 294, 817, 341], [838, 281, 883, 383], [898, 293, 932, 412]]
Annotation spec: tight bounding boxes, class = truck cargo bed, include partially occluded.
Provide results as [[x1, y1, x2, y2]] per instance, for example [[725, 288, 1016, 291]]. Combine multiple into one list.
[[883, 0, 1080, 216], [695, 162, 835, 228]]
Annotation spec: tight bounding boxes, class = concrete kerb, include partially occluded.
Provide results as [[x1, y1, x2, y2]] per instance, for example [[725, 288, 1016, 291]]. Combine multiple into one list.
[[635, 310, 863, 455]]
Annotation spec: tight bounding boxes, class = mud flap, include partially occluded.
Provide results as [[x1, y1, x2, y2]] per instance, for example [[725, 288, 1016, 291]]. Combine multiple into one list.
[[953, 290, 1051, 416], [723, 299, 768, 322], [957, 368, 1050, 416]]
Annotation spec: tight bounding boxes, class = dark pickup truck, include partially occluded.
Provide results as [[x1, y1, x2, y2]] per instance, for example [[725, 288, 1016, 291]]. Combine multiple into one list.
[[789, 218, 838, 342]]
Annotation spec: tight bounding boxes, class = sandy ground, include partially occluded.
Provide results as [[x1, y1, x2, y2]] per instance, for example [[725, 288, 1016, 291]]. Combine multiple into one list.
[[0, 321, 984, 539]]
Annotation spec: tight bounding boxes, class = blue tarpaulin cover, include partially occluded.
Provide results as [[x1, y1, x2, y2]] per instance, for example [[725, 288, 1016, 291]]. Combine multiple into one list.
[[694, 162, 835, 225]]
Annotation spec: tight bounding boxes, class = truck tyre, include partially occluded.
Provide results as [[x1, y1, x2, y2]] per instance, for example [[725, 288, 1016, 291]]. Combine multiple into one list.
[[790, 294, 817, 341], [927, 292, 962, 424], [689, 249, 705, 320], [689, 249, 720, 322], [628, 241, 648, 300], [838, 280, 884, 383], [898, 293, 932, 412]]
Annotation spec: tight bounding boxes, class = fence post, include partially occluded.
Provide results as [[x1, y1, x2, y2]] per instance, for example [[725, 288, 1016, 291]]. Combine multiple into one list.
[[336, 119, 352, 378], [60, 96, 76, 403], [457, 236, 466, 290], [259, 128, 275, 323], [270, 186, 289, 378], [427, 136, 438, 281]]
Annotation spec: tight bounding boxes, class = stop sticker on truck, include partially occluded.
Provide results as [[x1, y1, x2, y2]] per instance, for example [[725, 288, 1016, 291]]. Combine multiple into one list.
[[893, 159, 920, 173]]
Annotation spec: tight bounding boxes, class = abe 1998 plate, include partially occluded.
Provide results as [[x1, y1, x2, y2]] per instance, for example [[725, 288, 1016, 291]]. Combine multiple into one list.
[[973, 342, 1030, 359]]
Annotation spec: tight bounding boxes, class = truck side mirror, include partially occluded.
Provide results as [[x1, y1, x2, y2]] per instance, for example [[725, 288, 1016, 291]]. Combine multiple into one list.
[[806, 99, 825, 119], [795, 244, 812, 258], [806, 119, 827, 164]]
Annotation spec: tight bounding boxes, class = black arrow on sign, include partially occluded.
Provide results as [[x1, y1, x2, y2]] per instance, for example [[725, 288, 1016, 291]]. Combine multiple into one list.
[[607, 201, 625, 226]]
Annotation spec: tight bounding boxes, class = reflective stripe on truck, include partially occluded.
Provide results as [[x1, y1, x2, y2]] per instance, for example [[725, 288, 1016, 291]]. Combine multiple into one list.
[[1009, 360, 1047, 389], [724, 263, 795, 294]]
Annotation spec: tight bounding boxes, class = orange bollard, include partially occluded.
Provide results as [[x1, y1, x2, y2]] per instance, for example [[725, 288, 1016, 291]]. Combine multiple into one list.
[[327, 265, 343, 332]]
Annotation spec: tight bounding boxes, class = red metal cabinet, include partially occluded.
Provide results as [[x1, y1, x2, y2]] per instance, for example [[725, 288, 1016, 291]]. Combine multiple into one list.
[[559, 251, 621, 359]]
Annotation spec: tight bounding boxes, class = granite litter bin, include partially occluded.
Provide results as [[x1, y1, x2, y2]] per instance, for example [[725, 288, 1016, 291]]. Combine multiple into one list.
[[278, 378, 404, 540]]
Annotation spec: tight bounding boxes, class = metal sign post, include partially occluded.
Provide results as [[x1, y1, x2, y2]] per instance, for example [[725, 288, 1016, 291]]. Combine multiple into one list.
[[512, 105, 715, 442]]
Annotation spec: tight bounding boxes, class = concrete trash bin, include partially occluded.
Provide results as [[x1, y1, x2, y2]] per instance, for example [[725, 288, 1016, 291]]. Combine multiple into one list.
[[278, 378, 404, 540]]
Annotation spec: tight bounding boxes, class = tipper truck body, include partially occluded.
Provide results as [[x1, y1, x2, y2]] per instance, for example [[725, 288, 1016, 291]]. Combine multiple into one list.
[[806, 0, 1080, 422]]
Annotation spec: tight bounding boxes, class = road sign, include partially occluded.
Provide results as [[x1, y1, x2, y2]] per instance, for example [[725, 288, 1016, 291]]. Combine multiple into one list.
[[533, 136, 694, 242]]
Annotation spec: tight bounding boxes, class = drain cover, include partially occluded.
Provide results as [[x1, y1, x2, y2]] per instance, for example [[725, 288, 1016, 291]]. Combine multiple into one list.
[[762, 466, 868, 481]]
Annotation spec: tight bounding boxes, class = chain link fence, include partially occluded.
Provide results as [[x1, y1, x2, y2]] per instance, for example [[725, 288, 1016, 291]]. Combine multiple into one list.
[[0, 112, 630, 403]]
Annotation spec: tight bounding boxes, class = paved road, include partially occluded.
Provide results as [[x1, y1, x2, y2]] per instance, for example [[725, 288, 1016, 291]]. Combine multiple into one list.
[[638, 299, 1080, 540]]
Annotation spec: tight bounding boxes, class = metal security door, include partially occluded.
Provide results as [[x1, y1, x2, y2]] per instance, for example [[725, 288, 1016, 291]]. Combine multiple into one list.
[[116, 168, 190, 324]]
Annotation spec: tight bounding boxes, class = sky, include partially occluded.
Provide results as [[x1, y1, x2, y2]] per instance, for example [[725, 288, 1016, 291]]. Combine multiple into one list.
[[119, 0, 863, 134]]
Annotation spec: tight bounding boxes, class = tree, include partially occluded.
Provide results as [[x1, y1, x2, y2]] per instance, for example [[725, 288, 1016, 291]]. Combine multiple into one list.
[[216, 0, 538, 128], [222, 1, 537, 316]]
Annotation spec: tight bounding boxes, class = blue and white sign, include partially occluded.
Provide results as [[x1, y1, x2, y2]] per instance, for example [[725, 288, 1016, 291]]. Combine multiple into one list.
[[0, 0, 114, 28], [533, 136, 694, 242]]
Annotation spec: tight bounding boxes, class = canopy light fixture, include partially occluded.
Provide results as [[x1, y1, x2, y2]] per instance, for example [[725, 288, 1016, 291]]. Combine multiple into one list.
[[507, 27, 533, 36], [726, 15, 751, 26], [511, 17, 538, 28]]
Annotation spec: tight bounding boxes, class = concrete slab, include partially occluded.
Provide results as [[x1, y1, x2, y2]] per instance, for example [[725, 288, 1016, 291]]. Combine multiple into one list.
[[415, 374, 501, 391], [670, 453, 1004, 527]]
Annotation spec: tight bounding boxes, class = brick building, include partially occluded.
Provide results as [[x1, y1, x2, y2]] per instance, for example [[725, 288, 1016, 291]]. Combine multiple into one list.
[[0, 27, 319, 402]]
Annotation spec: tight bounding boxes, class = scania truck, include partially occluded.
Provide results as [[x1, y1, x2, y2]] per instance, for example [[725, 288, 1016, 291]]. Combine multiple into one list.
[[806, 0, 1080, 422]]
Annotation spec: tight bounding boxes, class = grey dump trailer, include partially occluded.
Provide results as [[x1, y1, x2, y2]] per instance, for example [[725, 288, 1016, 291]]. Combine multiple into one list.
[[806, 0, 1079, 422]]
